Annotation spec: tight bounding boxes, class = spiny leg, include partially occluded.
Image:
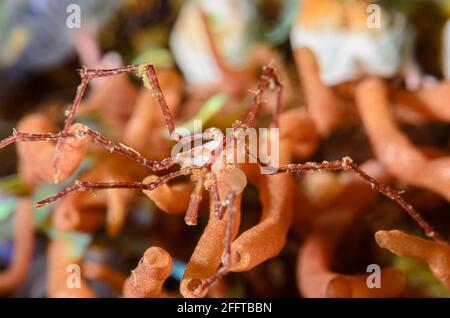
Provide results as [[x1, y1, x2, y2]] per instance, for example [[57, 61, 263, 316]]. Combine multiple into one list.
[[35, 168, 192, 208], [184, 176, 205, 226], [194, 190, 237, 297], [54, 63, 181, 181], [244, 65, 283, 128], [0, 128, 175, 172], [208, 171, 223, 218], [265, 156, 446, 244]]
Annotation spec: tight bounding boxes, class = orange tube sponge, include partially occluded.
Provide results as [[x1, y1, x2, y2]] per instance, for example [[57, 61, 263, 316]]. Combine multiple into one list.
[[47, 239, 95, 298], [375, 230, 450, 289], [52, 194, 105, 232], [278, 107, 318, 159], [124, 70, 182, 152], [142, 175, 193, 214], [230, 168, 293, 272], [355, 77, 450, 202], [83, 260, 126, 293], [393, 81, 450, 123], [180, 183, 242, 298], [16, 114, 88, 185], [0, 198, 35, 295], [296, 159, 405, 298], [123, 247, 173, 298], [298, 229, 406, 298], [294, 47, 342, 137]]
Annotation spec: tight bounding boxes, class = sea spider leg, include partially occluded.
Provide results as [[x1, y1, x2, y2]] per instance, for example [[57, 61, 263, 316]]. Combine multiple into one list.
[[52, 63, 183, 181], [263, 157, 446, 244], [35, 168, 192, 208], [194, 190, 237, 297], [0, 127, 175, 171], [243, 65, 283, 128], [208, 171, 223, 219], [184, 176, 205, 226]]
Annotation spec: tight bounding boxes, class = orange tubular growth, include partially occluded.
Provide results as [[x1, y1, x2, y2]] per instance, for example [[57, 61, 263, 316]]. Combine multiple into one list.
[[294, 47, 342, 137], [47, 239, 95, 298], [124, 70, 182, 153], [180, 183, 242, 298], [393, 81, 450, 123], [230, 165, 293, 272], [142, 175, 193, 214], [0, 198, 35, 295], [355, 77, 450, 202], [298, 229, 405, 298], [123, 247, 173, 298], [297, 161, 405, 298], [52, 194, 105, 232], [83, 260, 127, 293], [16, 114, 88, 185], [230, 108, 316, 272], [375, 230, 450, 289]]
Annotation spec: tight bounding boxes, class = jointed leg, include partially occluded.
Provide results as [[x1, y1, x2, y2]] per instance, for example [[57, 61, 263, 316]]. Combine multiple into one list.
[[265, 157, 446, 243], [53, 63, 180, 180], [0, 127, 175, 172], [184, 176, 205, 226], [244, 66, 283, 128], [35, 168, 192, 208], [208, 172, 223, 219], [194, 190, 238, 297]]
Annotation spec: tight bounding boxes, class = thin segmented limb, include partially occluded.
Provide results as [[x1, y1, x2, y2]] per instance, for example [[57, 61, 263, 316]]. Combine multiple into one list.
[[35, 168, 192, 208], [180, 188, 241, 298], [51, 63, 180, 181], [243, 65, 284, 128], [194, 191, 238, 297], [230, 171, 293, 272], [229, 137, 294, 272], [184, 176, 205, 226], [0, 199, 35, 295], [208, 171, 222, 219], [264, 157, 446, 243], [124, 69, 182, 151], [296, 159, 405, 298], [1, 121, 176, 172]]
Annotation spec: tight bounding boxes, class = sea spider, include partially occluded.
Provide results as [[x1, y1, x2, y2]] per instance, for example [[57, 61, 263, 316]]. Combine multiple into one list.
[[0, 63, 446, 297]]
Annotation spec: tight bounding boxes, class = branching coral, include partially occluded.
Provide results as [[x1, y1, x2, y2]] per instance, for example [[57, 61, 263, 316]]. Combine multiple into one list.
[[0, 198, 34, 294]]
